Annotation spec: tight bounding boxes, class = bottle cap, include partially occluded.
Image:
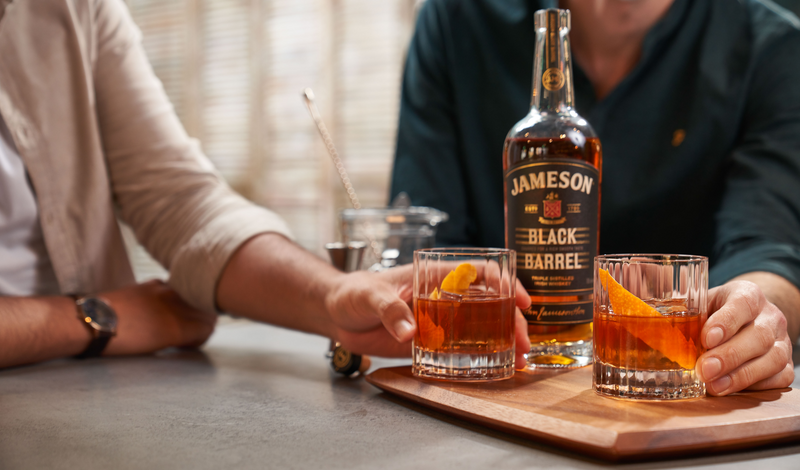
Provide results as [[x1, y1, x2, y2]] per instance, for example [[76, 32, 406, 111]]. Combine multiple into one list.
[[534, 8, 570, 31]]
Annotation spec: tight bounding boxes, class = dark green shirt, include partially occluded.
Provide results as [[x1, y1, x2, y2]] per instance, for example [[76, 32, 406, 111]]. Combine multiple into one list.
[[390, 0, 800, 288]]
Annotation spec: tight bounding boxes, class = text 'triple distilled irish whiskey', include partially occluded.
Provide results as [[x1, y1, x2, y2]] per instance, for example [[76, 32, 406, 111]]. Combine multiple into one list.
[[503, 9, 602, 368]]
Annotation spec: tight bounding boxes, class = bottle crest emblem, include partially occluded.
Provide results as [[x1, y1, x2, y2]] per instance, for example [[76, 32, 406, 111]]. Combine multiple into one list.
[[542, 68, 565, 91], [543, 192, 562, 218]]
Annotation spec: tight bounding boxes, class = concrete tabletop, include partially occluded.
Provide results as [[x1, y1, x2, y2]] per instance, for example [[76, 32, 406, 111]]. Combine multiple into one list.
[[1, 319, 799, 470]]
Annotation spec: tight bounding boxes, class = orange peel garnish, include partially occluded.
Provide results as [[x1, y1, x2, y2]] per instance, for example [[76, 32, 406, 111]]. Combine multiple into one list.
[[429, 287, 440, 300], [598, 268, 698, 369], [418, 263, 476, 350], [623, 322, 698, 369], [441, 263, 477, 294], [598, 268, 660, 318], [417, 310, 444, 350]]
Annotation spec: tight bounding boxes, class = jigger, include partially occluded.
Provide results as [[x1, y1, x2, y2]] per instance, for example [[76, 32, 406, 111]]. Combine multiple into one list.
[[325, 241, 366, 273], [325, 242, 371, 376]]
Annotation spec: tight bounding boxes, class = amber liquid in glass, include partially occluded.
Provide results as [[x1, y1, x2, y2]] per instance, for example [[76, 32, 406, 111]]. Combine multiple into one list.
[[414, 295, 515, 354], [594, 300, 705, 371], [503, 137, 602, 350]]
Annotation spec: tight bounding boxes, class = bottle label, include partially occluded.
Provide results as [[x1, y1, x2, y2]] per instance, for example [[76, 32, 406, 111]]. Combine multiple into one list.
[[505, 158, 599, 324], [523, 301, 593, 324]]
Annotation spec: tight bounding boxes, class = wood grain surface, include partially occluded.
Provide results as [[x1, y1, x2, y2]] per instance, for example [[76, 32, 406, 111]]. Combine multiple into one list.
[[366, 366, 800, 462]]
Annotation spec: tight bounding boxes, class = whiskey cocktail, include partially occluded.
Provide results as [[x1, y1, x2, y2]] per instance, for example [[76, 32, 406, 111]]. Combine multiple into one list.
[[594, 255, 708, 400], [413, 248, 517, 381]]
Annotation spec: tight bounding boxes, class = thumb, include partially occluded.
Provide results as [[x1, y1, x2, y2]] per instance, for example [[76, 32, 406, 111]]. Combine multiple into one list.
[[367, 286, 416, 342]]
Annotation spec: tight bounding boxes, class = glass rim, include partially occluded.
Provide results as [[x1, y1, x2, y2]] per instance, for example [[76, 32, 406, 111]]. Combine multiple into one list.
[[414, 247, 514, 256], [595, 253, 708, 264]]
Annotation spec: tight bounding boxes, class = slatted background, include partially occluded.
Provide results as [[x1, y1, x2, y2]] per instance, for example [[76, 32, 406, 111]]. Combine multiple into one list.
[[124, 0, 800, 282], [124, 0, 420, 281]]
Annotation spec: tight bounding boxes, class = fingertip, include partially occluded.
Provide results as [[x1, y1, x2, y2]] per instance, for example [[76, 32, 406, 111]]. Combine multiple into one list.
[[697, 356, 722, 383], [707, 375, 732, 396], [515, 279, 532, 308], [392, 318, 415, 342], [515, 309, 531, 351], [705, 327, 724, 349]]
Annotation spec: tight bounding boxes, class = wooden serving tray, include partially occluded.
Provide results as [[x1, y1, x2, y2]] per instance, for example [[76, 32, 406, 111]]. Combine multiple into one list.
[[366, 366, 800, 462]]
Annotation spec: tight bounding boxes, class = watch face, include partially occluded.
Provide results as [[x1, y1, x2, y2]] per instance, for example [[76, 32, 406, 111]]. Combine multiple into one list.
[[81, 298, 118, 334]]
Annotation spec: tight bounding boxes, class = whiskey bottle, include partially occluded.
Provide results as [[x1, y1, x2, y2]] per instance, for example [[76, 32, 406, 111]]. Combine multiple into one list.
[[503, 9, 602, 368]]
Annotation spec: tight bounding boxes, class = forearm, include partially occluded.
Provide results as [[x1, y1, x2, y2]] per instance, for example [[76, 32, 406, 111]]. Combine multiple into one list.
[[215, 233, 340, 337], [0, 296, 90, 368], [732, 271, 800, 343]]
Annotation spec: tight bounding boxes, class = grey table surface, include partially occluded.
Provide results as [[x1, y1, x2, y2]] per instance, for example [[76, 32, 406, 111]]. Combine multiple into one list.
[[2, 319, 800, 470]]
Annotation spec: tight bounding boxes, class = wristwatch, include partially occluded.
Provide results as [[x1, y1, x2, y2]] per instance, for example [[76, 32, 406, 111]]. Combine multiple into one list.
[[74, 296, 118, 358]]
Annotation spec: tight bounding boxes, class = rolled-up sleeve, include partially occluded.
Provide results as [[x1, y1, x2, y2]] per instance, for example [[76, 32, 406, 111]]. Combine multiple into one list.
[[711, 28, 800, 289], [91, 0, 293, 312]]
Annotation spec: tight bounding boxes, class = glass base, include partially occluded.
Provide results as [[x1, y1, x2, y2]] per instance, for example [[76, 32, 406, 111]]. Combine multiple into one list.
[[526, 340, 592, 369], [413, 347, 514, 382], [594, 360, 705, 400]]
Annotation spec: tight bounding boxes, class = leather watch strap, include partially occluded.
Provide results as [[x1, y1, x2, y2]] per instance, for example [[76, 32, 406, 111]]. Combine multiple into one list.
[[75, 334, 111, 359]]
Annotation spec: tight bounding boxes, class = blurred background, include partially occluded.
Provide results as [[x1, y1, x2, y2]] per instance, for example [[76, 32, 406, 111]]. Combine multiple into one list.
[[122, 0, 422, 280], [121, 0, 800, 282]]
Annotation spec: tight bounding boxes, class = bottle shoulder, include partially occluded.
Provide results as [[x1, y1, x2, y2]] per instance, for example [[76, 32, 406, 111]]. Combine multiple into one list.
[[503, 108, 603, 172], [507, 109, 597, 140]]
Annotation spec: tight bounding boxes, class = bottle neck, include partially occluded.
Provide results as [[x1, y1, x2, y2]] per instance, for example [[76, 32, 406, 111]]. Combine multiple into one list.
[[531, 11, 575, 114]]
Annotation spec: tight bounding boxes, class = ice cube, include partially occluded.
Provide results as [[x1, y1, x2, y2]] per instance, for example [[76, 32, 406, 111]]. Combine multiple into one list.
[[439, 290, 464, 302], [647, 299, 689, 316]]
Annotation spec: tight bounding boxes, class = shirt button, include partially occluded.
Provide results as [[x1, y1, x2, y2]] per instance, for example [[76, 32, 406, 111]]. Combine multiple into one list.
[[672, 129, 686, 147]]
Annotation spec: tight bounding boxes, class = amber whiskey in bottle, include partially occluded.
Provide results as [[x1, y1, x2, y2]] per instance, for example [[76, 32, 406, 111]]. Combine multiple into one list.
[[503, 9, 602, 368]]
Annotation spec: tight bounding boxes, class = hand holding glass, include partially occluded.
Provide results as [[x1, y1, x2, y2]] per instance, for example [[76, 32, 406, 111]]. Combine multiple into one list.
[[413, 248, 517, 381], [594, 255, 708, 400]]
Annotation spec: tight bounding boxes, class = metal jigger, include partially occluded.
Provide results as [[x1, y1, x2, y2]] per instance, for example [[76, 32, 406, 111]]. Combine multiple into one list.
[[325, 241, 366, 273], [325, 242, 371, 376]]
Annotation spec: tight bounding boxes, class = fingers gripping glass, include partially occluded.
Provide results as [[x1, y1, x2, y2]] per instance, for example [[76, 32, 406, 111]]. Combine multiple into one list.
[[412, 248, 517, 381], [593, 254, 708, 400]]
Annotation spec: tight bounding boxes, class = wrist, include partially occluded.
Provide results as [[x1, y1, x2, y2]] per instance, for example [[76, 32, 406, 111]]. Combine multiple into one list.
[[731, 271, 800, 342], [73, 296, 118, 358], [50, 296, 94, 358], [317, 269, 349, 338], [0, 296, 92, 369]]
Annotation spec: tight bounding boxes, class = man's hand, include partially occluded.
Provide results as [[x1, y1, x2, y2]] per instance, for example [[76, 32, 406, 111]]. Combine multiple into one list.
[[102, 280, 217, 356], [697, 280, 794, 396], [514, 279, 533, 368], [324, 265, 532, 367]]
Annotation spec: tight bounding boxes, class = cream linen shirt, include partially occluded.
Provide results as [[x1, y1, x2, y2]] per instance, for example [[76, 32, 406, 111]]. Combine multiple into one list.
[[0, 0, 293, 312]]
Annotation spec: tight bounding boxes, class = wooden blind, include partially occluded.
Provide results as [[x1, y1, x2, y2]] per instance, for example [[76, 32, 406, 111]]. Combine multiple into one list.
[[256, 0, 330, 251], [200, 0, 252, 189], [125, 0, 418, 280], [334, 0, 416, 210], [126, 0, 193, 126], [124, 0, 194, 281]]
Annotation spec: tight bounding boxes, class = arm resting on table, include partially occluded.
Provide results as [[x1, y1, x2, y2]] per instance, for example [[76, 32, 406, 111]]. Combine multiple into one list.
[[215, 233, 417, 358], [0, 297, 89, 369], [0, 282, 216, 369]]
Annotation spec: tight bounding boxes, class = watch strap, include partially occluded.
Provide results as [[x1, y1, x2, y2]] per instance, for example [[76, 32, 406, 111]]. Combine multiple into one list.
[[75, 334, 111, 359]]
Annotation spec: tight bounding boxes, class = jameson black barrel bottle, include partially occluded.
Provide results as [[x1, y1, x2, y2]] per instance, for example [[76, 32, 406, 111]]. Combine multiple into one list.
[[503, 9, 602, 368]]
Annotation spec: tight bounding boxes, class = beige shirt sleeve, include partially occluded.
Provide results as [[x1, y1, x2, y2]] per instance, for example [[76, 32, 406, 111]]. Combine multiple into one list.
[[91, 0, 293, 313]]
